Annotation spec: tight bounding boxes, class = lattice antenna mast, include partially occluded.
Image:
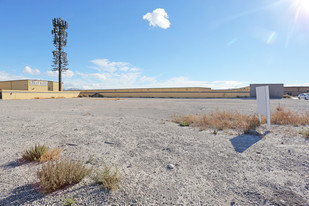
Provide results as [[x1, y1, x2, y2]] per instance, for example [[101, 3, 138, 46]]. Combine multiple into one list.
[[51, 17, 68, 91]]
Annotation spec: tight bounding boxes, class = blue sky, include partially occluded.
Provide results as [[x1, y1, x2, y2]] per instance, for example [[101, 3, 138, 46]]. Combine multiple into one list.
[[1, 0, 309, 89]]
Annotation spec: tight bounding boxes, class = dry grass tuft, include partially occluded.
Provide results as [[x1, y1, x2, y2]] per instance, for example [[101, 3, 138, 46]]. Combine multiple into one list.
[[283, 94, 292, 99], [94, 164, 122, 192], [39, 148, 61, 163], [301, 128, 309, 138], [271, 106, 309, 126], [173, 106, 309, 133], [37, 159, 91, 194], [22, 144, 49, 162], [173, 110, 260, 133], [78, 94, 90, 98], [22, 144, 61, 162]]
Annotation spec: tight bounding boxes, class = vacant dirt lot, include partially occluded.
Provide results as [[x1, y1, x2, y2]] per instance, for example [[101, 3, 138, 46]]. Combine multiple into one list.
[[0, 98, 309, 205]]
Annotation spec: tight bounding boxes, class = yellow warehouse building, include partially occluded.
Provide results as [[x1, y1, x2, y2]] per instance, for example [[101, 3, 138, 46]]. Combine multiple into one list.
[[0, 79, 61, 92], [0, 80, 80, 100]]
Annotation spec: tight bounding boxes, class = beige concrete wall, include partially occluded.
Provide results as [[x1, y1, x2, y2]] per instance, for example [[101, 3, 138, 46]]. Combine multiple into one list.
[[85, 92, 249, 98], [81, 87, 212, 93], [284, 87, 309, 96], [1, 90, 80, 100], [78, 87, 250, 98]]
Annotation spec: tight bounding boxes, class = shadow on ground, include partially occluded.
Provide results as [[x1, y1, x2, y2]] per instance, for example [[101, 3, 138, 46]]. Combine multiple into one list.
[[230, 135, 262, 153], [0, 184, 45, 205], [0, 161, 19, 169]]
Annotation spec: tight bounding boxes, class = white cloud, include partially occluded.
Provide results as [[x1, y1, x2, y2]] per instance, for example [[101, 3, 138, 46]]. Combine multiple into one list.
[[143, 8, 171, 29], [77, 72, 107, 81], [142, 77, 248, 89], [46, 70, 74, 78], [23, 66, 40, 75], [0, 71, 26, 81], [91, 59, 130, 73], [62, 58, 248, 90]]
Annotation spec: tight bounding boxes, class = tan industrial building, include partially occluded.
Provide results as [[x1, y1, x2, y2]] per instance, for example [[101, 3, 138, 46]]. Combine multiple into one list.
[[0, 79, 62, 92], [0, 80, 79, 100]]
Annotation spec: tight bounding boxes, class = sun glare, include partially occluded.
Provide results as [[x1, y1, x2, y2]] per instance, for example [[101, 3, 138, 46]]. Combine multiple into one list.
[[293, 0, 309, 12], [299, 0, 309, 10], [290, 0, 309, 22]]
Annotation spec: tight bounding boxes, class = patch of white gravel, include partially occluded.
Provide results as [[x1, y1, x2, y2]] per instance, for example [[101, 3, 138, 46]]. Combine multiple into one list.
[[0, 98, 309, 205]]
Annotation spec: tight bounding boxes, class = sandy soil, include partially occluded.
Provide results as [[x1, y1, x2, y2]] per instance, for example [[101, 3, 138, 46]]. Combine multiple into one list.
[[0, 98, 309, 205]]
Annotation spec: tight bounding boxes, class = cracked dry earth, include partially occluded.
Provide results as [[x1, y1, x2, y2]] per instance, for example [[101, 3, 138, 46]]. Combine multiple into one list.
[[0, 98, 309, 205]]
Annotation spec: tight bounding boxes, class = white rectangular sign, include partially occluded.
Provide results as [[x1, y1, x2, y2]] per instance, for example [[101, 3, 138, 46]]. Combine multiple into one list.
[[29, 80, 48, 86], [256, 86, 271, 130]]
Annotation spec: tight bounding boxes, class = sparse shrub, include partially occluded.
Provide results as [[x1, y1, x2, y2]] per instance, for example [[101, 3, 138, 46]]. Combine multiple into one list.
[[22, 144, 61, 162], [173, 110, 260, 133], [173, 115, 199, 126], [94, 164, 122, 192], [78, 94, 90, 98], [63, 197, 76, 206], [179, 121, 190, 127], [39, 148, 61, 163], [86, 155, 94, 164], [22, 144, 48, 162], [301, 128, 309, 138], [283, 94, 292, 99], [271, 106, 309, 126], [37, 159, 91, 193], [173, 106, 309, 133]]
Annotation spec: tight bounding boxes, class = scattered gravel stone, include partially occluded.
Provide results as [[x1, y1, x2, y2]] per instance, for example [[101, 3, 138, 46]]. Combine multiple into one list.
[[104, 141, 115, 145], [1, 98, 309, 205], [167, 164, 174, 170], [67, 143, 78, 146]]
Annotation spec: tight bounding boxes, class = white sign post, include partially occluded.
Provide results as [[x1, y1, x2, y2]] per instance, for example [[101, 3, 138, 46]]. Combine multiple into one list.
[[256, 86, 271, 130]]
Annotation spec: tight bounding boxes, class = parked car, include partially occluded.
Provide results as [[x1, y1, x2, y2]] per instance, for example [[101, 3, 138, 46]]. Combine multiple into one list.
[[298, 93, 309, 100]]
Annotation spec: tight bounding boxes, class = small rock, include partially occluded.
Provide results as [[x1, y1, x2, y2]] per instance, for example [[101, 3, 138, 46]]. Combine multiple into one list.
[[104, 141, 115, 145], [213, 130, 218, 135], [67, 143, 78, 146], [279, 199, 286, 204], [74, 128, 78, 131], [167, 164, 174, 170]]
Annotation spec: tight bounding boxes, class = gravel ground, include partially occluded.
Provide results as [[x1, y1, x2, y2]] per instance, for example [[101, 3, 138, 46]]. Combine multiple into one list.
[[0, 98, 309, 206]]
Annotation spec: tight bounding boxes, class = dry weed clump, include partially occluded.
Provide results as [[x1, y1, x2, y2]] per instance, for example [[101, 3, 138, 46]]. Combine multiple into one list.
[[37, 159, 91, 193], [301, 128, 309, 138], [174, 106, 309, 133], [173, 110, 260, 133], [283, 94, 292, 99], [22, 144, 61, 162], [94, 164, 122, 192], [271, 106, 309, 126], [39, 148, 61, 163], [22, 144, 49, 162]]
